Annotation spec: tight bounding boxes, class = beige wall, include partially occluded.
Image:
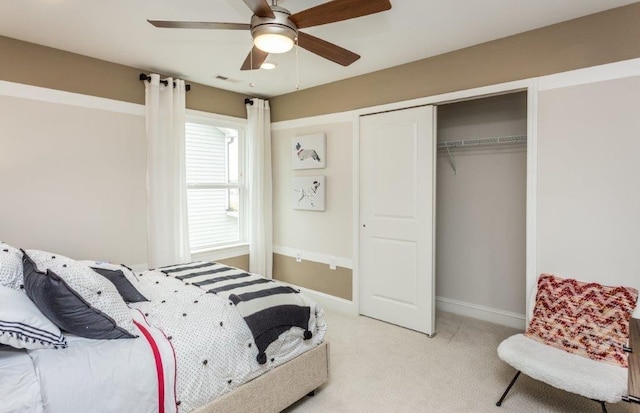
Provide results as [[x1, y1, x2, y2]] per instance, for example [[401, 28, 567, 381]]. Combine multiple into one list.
[[537, 75, 640, 308], [0, 35, 251, 268], [218, 254, 250, 272], [270, 3, 640, 121], [273, 254, 352, 301], [0, 36, 249, 118], [265, 4, 640, 309], [436, 93, 527, 315], [3, 3, 640, 305], [271, 121, 353, 299], [272, 121, 353, 257], [0, 94, 147, 265]]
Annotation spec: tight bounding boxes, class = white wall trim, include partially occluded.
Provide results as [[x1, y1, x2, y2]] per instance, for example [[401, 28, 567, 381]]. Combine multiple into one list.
[[192, 244, 250, 263], [538, 57, 640, 91], [351, 115, 361, 314], [271, 111, 354, 130], [525, 79, 539, 327], [273, 245, 352, 269], [0, 80, 145, 116], [436, 296, 526, 330], [278, 281, 357, 315]]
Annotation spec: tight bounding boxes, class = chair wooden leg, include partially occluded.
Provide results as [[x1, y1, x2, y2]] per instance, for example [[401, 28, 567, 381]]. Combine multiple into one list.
[[496, 371, 521, 407], [597, 400, 607, 413]]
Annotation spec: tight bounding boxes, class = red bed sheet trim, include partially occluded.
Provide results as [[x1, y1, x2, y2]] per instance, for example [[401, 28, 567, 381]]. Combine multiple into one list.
[[134, 319, 166, 413]]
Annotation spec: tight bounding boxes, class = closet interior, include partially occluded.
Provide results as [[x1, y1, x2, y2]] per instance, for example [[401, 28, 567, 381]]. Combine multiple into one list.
[[435, 92, 527, 319]]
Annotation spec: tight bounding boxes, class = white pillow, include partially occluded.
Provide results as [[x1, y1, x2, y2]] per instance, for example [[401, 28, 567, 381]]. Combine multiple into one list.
[[23, 249, 137, 340], [0, 285, 67, 349], [0, 242, 23, 289]]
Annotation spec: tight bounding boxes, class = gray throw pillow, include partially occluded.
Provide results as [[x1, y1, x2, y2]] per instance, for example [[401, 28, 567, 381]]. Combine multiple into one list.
[[81, 261, 148, 303], [23, 250, 137, 339]]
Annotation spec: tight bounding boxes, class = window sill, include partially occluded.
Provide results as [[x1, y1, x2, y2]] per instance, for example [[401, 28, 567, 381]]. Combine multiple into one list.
[[191, 243, 249, 262]]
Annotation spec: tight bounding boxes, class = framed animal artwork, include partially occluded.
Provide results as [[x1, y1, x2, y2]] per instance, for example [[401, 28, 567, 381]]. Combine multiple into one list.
[[292, 176, 326, 211], [292, 134, 326, 170]]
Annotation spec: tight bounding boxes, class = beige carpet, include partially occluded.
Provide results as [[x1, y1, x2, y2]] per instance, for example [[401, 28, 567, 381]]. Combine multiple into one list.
[[284, 310, 628, 413]]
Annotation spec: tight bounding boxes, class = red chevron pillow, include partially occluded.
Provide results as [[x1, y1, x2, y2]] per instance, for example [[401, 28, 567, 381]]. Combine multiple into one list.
[[525, 274, 638, 367]]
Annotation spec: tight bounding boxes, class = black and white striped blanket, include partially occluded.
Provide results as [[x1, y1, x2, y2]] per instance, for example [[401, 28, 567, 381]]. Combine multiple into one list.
[[157, 261, 312, 364]]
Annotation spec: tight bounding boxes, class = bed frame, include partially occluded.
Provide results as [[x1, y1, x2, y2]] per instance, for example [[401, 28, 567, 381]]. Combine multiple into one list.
[[193, 342, 329, 413]]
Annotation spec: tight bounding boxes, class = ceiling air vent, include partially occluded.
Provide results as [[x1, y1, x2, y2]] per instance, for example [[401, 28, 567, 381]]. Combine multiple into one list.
[[214, 75, 242, 83]]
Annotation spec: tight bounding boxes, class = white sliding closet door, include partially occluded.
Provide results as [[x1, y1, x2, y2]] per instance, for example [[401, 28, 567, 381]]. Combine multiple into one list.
[[359, 105, 436, 335]]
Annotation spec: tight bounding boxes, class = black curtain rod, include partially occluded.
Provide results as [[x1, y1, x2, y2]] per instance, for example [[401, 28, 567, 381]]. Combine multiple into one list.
[[139, 73, 191, 91], [245, 98, 253, 105]]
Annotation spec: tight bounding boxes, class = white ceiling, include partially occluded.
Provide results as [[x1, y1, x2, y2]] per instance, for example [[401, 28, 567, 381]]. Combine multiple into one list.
[[1, 0, 636, 97]]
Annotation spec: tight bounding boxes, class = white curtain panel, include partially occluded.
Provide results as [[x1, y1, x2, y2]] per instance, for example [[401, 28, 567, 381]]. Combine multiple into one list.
[[144, 74, 190, 268], [246, 99, 273, 278]]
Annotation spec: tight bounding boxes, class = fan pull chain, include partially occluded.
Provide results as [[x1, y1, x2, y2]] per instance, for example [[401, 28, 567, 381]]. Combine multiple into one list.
[[295, 36, 300, 90]]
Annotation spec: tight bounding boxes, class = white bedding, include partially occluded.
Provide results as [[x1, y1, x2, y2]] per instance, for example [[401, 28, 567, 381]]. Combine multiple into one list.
[[25, 310, 177, 413], [130, 268, 327, 412], [1, 266, 326, 413], [0, 347, 43, 413]]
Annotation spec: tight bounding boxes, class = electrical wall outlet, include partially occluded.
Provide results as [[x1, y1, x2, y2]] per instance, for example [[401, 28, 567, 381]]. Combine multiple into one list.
[[295, 252, 302, 263], [329, 257, 337, 270]]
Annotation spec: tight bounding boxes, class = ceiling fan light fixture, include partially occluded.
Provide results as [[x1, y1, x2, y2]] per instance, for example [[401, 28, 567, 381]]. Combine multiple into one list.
[[251, 6, 297, 55], [253, 31, 295, 54], [260, 61, 277, 70]]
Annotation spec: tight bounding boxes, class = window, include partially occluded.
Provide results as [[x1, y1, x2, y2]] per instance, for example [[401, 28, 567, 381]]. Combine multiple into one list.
[[185, 118, 245, 252]]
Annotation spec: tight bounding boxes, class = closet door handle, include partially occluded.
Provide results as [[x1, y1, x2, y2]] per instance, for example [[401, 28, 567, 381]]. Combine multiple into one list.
[[362, 224, 366, 228]]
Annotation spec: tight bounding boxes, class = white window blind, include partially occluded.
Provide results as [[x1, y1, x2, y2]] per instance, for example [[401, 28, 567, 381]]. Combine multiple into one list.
[[185, 121, 244, 251]]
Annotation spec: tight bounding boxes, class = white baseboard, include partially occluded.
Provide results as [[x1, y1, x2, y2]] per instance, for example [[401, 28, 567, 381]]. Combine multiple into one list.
[[278, 281, 357, 315], [436, 296, 525, 330]]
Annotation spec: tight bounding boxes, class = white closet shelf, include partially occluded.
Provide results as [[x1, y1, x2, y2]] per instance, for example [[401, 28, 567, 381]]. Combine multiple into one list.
[[437, 134, 527, 149], [437, 135, 527, 174]]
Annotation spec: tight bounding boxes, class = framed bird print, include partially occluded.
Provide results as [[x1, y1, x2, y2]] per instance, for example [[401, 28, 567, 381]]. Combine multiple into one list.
[[292, 134, 326, 170]]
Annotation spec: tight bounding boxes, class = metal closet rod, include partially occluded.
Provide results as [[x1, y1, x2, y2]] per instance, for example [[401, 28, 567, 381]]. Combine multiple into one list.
[[437, 135, 527, 175]]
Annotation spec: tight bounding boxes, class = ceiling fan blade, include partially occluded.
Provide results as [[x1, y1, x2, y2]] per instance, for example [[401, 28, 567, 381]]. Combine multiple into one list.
[[241, 0, 275, 18], [297, 31, 360, 66], [148, 20, 250, 30], [290, 0, 391, 29], [240, 46, 269, 71]]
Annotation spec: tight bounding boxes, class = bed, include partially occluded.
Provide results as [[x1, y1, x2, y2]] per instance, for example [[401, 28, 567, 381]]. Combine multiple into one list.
[[0, 242, 329, 413]]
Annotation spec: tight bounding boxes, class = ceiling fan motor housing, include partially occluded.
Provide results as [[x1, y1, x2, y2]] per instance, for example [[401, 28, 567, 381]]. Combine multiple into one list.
[[250, 5, 298, 45]]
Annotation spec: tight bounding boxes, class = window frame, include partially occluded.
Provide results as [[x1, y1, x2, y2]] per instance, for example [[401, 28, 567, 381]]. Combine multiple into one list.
[[185, 110, 248, 254]]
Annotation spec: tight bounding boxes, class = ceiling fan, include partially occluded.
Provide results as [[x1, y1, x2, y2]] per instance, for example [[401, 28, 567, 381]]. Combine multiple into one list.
[[148, 0, 392, 71]]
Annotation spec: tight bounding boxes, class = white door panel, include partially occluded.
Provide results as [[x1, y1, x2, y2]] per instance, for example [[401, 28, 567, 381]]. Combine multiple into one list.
[[370, 237, 418, 306], [359, 105, 436, 335]]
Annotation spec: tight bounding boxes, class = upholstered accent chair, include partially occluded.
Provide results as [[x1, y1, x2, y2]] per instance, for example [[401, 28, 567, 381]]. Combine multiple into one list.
[[496, 274, 638, 413]]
